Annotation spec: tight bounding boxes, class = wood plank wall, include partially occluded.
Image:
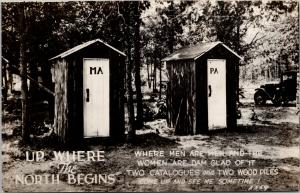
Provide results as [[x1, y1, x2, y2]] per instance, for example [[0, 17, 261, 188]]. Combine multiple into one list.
[[166, 60, 196, 135], [53, 59, 69, 144]]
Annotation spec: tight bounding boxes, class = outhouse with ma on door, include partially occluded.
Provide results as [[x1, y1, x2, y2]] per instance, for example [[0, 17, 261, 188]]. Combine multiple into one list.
[[50, 39, 126, 145], [163, 41, 242, 135]]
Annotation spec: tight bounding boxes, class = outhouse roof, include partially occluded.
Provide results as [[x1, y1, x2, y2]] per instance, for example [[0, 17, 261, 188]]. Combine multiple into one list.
[[162, 41, 242, 61], [49, 39, 126, 61]]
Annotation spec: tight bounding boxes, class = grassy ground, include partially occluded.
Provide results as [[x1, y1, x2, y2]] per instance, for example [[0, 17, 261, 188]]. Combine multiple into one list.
[[2, 86, 300, 192]]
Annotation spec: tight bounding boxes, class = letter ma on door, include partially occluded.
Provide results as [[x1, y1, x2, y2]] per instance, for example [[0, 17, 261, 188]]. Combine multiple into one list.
[[49, 39, 126, 145]]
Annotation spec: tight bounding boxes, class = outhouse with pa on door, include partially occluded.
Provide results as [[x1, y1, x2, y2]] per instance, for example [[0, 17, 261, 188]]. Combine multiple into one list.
[[49, 39, 126, 145], [162, 41, 242, 135]]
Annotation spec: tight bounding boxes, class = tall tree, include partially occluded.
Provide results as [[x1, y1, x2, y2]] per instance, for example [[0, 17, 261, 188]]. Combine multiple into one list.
[[17, 3, 30, 143], [123, 2, 136, 143], [2, 58, 8, 103], [133, 1, 143, 129]]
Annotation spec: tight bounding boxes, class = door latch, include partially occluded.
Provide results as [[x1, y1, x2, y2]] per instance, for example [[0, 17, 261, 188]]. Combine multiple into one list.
[[208, 85, 212, 97], [86, 89, 89, 102]]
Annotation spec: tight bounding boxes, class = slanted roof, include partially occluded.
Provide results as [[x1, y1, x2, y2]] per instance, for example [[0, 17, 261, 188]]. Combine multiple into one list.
[[162, 41, 242, 61], [49, 39, 125, 61]]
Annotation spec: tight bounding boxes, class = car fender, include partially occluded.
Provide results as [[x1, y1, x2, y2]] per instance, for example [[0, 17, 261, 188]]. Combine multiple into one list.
[[255, 88, 272, 99]]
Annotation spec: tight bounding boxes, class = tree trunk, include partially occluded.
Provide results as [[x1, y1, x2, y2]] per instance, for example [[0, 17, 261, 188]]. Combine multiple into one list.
[[2, 61, 8, 103], [125, 5, 135, 143], [278, 51, 282, 78], [159, 60, 162, 99], [29, 60, 38, 99], [18, 3, 30, 144], [167, 1, 175, 54], [153, 56, 157, 93], [133, 2, 143, 129], [8, 69, 13, 95], [147, 62, 150, 88], [284, 54, 289, 72], [150, 62, 153, 89], [40, 60, 55, 121], [236, 16, 241, 103]]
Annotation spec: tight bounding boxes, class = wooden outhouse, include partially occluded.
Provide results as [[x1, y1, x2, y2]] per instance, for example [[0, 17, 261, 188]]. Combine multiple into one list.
[[163, 41, 242, 135], [49, 39, 126, 145]]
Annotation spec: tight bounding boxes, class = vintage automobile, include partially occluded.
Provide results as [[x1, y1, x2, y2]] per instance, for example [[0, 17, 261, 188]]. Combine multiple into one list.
[[254, 70, 297, 106]]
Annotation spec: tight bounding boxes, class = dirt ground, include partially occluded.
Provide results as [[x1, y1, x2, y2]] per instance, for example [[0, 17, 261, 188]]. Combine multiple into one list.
[[2, 84, 300, 192]]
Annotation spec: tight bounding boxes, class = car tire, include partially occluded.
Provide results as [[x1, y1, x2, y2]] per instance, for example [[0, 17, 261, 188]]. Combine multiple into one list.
[[254, 91, 266, 105], [272, 94, 282, 106]]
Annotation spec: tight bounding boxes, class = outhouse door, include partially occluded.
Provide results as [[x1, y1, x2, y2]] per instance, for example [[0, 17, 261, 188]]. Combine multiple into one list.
[[207, 59, 227, 130], [83, 58, 110, 137]]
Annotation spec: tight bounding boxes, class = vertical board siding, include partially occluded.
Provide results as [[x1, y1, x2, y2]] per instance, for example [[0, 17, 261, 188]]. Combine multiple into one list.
[[166, 60, 196, 135], [54, 59, 68, 144]]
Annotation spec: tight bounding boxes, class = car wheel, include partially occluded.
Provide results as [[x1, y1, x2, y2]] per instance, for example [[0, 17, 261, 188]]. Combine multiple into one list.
[[282, 100, 289, 105], [272, 94, 282, 106], [254, 91, 266, 105]]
